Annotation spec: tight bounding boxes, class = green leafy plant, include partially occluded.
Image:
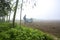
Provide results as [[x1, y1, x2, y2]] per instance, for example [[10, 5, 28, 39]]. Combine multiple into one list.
[[0, 23, 54, 40]]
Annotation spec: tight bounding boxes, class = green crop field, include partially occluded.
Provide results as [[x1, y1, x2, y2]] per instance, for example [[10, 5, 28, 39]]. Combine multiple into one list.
[[0, 22, 56, 40]]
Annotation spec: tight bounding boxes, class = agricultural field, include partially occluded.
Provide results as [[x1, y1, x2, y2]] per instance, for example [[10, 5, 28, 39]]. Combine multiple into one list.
[[21, 20, 60, 38]]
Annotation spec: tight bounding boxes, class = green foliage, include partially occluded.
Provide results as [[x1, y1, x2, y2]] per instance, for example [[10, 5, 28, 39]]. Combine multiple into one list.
[[0, 22, 12, 32], [0, 0, 11, 16], [0, 23, 54, 40]]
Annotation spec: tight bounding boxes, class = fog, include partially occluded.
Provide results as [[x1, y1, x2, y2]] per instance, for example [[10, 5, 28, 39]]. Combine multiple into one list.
[[10, 0, 60, 20]]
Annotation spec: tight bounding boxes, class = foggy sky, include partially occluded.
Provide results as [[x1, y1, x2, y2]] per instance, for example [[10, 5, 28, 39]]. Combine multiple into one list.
[[10, 0, 60, 20]]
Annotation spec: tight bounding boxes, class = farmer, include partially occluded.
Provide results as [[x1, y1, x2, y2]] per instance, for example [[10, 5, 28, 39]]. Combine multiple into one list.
[[23, 15, 26, 22]]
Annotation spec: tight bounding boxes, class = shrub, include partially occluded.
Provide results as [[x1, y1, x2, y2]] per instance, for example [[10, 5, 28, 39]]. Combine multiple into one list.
[[0, 23, 54, 40]]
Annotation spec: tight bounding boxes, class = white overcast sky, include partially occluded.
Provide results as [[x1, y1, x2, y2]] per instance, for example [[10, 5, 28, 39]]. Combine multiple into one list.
[[10, 0, 60, 20]]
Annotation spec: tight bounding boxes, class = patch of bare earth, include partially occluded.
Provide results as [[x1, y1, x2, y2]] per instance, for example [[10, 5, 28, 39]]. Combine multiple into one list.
[[22, 21, 60, 40]]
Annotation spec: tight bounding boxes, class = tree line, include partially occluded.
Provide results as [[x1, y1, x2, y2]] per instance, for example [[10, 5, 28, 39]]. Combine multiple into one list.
[[0, 0, 37, 27]]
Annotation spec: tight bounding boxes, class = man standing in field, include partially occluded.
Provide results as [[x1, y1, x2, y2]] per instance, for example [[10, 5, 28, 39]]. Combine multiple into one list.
[[23, 15, 26, 23]]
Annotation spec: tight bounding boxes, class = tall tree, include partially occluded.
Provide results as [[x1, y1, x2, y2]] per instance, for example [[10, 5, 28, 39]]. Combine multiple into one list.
[[0, 0, 11, 22], [13, 0, 19, 27], [20, 0, 23, 27]]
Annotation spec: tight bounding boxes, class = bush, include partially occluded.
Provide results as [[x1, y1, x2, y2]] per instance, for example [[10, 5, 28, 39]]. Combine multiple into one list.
[[0, 22, 17, 32], [0, 22, 12, 32], [0, 23, 54, 40]]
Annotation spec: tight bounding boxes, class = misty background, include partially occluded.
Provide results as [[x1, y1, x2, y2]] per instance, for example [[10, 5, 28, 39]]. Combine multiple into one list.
[[10, 0, 60, 20]]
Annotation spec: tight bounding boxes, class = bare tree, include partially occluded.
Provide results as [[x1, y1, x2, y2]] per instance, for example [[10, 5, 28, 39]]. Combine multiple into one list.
[[20, 0, 23, 27], [20, 0, 37, 27]]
